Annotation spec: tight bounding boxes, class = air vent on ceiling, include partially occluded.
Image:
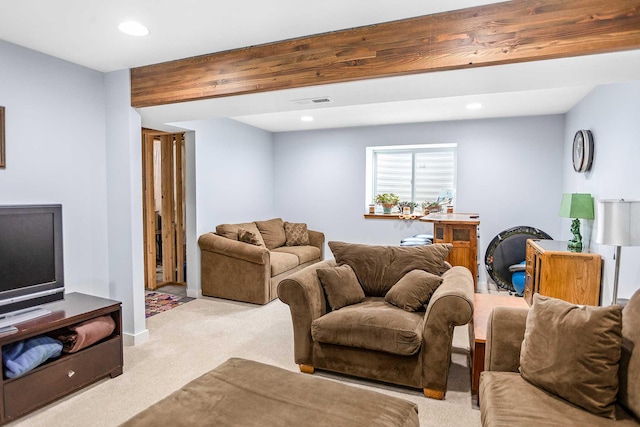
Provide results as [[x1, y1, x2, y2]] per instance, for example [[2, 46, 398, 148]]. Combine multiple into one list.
[[291, 96, 333, 105]]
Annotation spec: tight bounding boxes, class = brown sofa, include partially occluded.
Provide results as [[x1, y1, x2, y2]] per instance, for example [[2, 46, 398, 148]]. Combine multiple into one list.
[[278, 241, 475, 399], [480, 290, 640, 426], [198, 218, 324, 304]]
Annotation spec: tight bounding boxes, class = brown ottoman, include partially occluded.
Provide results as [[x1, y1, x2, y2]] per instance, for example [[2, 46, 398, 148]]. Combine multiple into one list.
[[122, 358, 419, 427]]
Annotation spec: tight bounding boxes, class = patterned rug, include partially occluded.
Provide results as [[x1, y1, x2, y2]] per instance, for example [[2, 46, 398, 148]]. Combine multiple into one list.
[[145, 291, 193, 318]]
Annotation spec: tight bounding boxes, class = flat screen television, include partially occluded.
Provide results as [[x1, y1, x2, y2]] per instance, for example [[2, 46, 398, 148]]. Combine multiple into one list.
[[0, 204, 64, 328]]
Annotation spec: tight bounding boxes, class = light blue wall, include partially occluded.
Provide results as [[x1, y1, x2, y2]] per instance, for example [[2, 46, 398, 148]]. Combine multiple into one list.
[[273, 115, 566, 285], [0, 40, 110, 297], [0, 40, 148, 341], [564, 81, 640, 303], [174, 118, 275, 295], [104, 69, 146, 343]]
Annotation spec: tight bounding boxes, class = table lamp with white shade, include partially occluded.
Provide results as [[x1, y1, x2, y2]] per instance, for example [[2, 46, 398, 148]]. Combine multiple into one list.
[[596, 199, 640, 305]]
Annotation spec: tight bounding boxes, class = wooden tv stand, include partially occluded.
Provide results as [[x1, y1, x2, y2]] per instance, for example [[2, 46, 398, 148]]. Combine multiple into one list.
[[0, 292, 122, 424]]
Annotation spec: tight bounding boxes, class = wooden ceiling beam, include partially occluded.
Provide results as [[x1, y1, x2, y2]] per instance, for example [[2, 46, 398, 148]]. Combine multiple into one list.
[[130, 0, 640, 108]]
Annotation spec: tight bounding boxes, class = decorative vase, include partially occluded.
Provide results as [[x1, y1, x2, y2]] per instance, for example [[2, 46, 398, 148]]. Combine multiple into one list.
[[382, 204, 394, 214]]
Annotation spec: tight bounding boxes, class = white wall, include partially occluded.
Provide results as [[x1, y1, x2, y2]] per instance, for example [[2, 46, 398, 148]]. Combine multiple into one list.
[[0, 41, 147, 342], [0, 40, 110, 296], [564, 81, 640, 303], [273, 115, 566, 285], [174, 118, 275, 295], [104, 70, 147, 344]]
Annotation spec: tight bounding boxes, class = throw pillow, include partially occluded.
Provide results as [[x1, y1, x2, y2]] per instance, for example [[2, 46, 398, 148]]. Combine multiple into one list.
[[216, 222, 265, 247], [237, 228, 265, 247], [316, 265, 365, 310], [284, 222, 310, 246], [519, 294, 623, 419], [328, 241, 452, 296], [385, 269, 443, 312], [255, 218, 286, 249]]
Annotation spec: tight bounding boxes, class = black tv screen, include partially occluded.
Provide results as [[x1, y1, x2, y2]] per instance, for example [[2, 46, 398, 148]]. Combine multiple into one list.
[[0, 205, 64, 315]]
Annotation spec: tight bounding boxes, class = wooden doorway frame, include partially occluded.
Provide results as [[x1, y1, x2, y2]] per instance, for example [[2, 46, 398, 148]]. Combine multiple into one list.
[[142, 128, 186, 290]]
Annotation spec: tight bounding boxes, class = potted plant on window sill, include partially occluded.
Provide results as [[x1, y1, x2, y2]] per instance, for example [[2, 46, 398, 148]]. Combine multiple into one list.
[[422, 201, 441, 214], [375, 193, 400, 214], [398, 201, 418, 214]]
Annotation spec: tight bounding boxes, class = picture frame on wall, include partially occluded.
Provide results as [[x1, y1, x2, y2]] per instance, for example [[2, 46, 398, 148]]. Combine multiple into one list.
[[0, 106, 5, 168]]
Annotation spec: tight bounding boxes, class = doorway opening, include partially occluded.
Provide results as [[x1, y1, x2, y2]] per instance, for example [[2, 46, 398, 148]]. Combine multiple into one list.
[[142, 129, 187, 297]]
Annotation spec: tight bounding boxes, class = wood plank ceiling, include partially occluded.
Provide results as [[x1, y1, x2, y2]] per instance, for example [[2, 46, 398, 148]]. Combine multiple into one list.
[[130, 0, 640, 108]]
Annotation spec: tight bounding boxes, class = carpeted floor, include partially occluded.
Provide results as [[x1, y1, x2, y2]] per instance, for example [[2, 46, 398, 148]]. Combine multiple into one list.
[[8, 296, 481, 427], [144, 290, 193, 318]]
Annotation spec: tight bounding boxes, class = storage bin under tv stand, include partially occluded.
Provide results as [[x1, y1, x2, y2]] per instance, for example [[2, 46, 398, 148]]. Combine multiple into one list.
[[0, 292, 123, 424]]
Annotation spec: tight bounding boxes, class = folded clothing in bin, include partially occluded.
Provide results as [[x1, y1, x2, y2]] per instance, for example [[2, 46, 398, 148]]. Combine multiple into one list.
[[2, 336, 63, 378], [57, 315, 115, 353]]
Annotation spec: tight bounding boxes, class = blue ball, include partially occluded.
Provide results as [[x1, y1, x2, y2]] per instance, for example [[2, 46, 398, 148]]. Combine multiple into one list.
[[512, 271, 525, 296]]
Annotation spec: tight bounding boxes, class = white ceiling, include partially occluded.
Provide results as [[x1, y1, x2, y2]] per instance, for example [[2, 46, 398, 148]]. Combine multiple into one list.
[[1, 0, 639, 132]]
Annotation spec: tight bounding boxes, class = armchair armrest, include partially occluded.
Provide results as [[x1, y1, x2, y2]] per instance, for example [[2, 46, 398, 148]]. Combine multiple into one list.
[[484, 306, 528, 373], [307, 229, 325, 259], [278, 259, 335, 365], [198, 232, 268, 265], [424, 266, 475, 327], [421, 266, 474, 395]]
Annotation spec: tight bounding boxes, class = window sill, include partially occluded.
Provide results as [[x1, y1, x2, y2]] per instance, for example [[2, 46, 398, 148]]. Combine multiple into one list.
[[363, 213, 424, 220]]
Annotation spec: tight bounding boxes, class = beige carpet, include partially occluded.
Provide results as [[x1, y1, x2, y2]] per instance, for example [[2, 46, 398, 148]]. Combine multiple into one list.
[[8, 297, 481, 426]]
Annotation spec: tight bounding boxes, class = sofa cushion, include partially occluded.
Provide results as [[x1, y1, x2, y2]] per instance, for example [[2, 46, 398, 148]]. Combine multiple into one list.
[[272, 246, 321, 265], [237, 228, 265, 247], [520, 294, 623, 419], [316, 265, 365, 310], [619, 289, 640, 420], [216, 222, 265, 247], [328, 241, 452, 296], [385, 270, 443, 312], [269, 251, 299, 276], [255, 218, 286, 249], [480, 371, 639, 426], [284, 222, 310, 246], [311, 299, 423, 356]]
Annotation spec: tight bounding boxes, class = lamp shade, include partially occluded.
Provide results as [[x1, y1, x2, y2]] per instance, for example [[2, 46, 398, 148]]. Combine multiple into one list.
[[596, 200, 640, 246], [559, 193, 594, 219]]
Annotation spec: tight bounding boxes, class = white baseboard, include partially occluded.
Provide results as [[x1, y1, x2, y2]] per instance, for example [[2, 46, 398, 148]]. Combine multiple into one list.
[[186, 288, 202, 298], [123, 328, 150, 346]]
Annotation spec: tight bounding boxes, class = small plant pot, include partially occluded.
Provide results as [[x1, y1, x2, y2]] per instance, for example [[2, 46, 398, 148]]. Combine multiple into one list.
[[382, 204, 394, 214]]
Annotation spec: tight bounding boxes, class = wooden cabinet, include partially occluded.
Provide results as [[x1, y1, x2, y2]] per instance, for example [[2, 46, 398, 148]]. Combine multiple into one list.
[[421, 213, 480, 285], [0, 293, 122, 424], [524, 239, 602, 306]]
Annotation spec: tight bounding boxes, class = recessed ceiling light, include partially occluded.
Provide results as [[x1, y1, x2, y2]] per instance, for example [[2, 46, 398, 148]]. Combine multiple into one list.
[[118, 21, 149, 37], [300, 116, 314, 122], [466, 102, 483, 110]]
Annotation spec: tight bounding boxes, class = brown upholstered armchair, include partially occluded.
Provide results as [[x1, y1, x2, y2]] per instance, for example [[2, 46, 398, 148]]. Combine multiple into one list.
[[278, 242, 475, 399]]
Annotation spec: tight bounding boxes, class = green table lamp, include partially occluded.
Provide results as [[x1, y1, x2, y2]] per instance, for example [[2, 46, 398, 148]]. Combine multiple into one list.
[[559, 193, 594, 251]]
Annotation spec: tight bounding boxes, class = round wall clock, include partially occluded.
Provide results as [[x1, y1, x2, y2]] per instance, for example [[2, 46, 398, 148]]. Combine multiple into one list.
[[572, 129, 594, 172]]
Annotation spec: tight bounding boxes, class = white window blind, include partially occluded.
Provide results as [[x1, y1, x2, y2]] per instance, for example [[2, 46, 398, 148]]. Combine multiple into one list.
[[370, 145, 456, 205]]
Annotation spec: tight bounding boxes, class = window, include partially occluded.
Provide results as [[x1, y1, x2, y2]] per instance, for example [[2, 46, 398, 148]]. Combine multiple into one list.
[[365, 144, 457, 208]]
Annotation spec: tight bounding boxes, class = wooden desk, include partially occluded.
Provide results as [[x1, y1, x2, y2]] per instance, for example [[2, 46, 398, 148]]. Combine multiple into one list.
[[420, 213, 480, 285], [469, 293, 529, 403]]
